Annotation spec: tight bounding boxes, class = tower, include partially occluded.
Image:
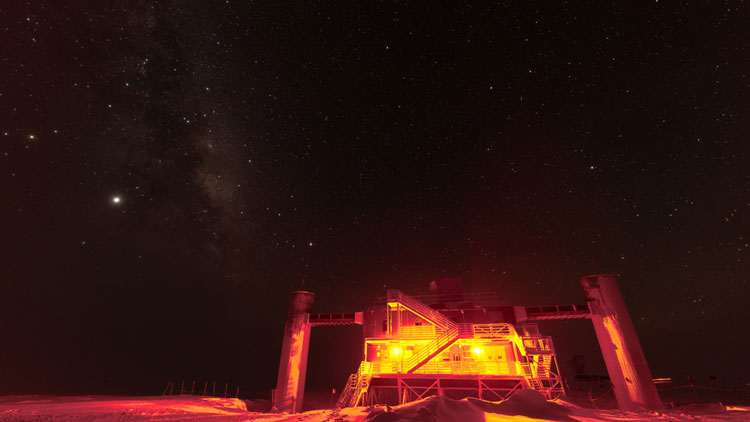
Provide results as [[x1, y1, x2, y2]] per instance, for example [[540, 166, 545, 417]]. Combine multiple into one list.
[[581, 274, 663, 410], [273, 291, 315, 413]]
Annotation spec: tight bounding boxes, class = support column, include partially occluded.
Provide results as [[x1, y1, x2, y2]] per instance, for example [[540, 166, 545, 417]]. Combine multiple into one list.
[[274, 291, 315, 413], [580, 274, 663, 410]]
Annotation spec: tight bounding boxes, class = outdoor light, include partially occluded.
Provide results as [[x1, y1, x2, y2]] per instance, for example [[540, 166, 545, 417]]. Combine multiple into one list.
[[473, 347, 482, 355]]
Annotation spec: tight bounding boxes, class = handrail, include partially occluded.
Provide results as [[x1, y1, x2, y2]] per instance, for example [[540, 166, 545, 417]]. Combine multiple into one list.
[[335, 374, 357, 408], [404, 326, 459, 373], [522, 336, 554, 354], [403, 322, 475, 374], [536, 355, 552, 378], [336, 361, 372, 408], [525, 304, 591, 320], [352, 362, 372, 406], [387, 290, 457, 330], [376, 291, 511, 305], [473, 323, 513, 338]]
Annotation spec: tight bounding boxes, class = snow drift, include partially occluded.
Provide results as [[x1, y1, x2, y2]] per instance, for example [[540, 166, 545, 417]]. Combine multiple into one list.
[[365, 390, 574, 422]]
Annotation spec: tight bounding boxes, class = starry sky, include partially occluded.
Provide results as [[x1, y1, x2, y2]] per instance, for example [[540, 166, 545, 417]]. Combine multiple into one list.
[[1, 1, 749, 397]]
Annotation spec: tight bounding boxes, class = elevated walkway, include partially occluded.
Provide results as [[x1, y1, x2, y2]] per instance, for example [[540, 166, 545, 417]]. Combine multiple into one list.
[[524, 304, 590, 320]]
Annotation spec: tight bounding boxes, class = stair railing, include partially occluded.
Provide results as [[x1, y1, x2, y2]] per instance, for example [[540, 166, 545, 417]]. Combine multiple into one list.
[[387, 290, 457, 330], [335, 373, 357, 408], [404, 325, 459, 373]]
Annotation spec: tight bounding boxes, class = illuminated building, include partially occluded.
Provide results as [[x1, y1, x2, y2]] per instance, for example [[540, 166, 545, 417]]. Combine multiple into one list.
[[273, 274, 663, 413]]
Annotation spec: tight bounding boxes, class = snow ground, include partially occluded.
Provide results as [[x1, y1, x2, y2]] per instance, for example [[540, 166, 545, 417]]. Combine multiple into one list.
[[0, 391, 747, 422]]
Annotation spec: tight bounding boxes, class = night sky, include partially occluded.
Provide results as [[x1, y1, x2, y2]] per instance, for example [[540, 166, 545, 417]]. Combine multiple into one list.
[[2, 2, 749, 397]]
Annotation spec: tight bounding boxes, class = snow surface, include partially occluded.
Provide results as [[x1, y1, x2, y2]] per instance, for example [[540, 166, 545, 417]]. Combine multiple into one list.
[[0, 391, 747, 421]]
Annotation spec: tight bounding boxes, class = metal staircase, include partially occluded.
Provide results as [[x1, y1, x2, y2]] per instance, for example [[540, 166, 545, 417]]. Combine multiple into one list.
[[520, 361, 544, 391], [336, 361, 372, 408], [386, 290, 457, 330], [536, 354, 552, 378], [406, 323, 476, 373], [335, 374, 357, 408], [527, 377, 544, 390], [521, 349, 563, 398], [405, 326, 459, 373], [387, 290, 473, 374]]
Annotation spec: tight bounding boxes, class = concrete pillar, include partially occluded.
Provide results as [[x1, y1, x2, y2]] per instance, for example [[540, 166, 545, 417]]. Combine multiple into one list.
[[274, 291, 314, 413], [580, 274, 663, 410]]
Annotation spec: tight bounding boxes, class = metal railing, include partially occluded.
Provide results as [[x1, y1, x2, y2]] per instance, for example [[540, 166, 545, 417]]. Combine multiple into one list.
[[387, 290, 457, 330], [352, 362, 372, 406], [162, 380, 240, 398], [335, 373, 357, 408], [400, 325, 437, 339], [525, 303, 591, 320], [522, 336, 554, 354], [336, 361, 372, 408], [377, 291, 510, 305], [536, 355, 552, 378], [404, 326, 459, 373], [472, 323, 513, 338]]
